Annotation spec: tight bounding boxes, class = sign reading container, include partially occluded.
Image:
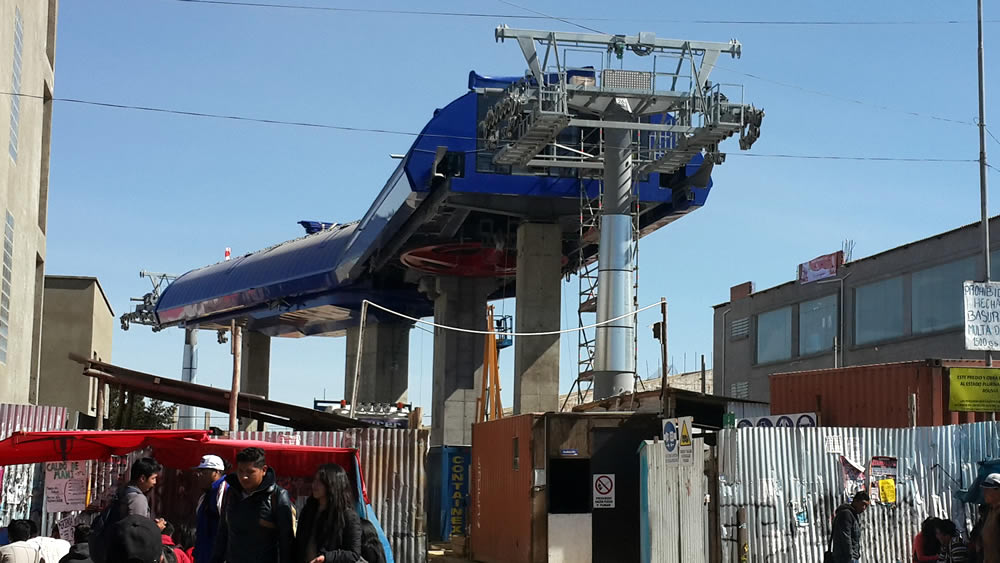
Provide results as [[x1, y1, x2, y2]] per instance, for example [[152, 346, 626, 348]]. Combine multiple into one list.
[[440, 446, 470, 540], [949, 367, 1000, 412], [965, 281, 1000, 350]]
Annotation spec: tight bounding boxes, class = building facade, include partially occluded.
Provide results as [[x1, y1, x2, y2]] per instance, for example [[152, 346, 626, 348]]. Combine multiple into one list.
[[0, 0, 57, 404], [713, 217, 1000, 403], [37, 276, 113, 425]]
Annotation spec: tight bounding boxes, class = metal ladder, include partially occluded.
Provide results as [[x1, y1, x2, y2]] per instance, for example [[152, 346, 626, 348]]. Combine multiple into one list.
[[561, 173, 641, 411]]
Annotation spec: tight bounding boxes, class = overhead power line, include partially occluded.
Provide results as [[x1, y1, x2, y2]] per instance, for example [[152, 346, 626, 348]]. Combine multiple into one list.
[[167, 0, 1000, 26], [2, 90, 976, 165]]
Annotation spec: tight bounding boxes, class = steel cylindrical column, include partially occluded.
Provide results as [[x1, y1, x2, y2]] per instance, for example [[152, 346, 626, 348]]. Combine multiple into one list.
[[594, 114, 636, 400]]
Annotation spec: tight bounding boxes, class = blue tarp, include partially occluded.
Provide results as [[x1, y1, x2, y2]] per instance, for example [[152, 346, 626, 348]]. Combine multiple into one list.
[[959, 459, 1000, 504]]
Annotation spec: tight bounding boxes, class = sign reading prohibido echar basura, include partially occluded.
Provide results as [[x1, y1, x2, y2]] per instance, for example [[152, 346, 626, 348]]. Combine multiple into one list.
[[964, 281, 1000, 351], [950, 367, 1000, 412]]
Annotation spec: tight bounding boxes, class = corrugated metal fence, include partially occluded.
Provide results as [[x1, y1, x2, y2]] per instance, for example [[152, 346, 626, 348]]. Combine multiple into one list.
[[229, 428, 429, 563], [718, 422, 1000, 563], [0, 404, 68, 529], [639, 439, 706, 563]]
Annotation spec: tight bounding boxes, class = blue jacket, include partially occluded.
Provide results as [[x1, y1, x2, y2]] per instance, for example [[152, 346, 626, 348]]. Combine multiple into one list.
[[194, 476, 228, 563]]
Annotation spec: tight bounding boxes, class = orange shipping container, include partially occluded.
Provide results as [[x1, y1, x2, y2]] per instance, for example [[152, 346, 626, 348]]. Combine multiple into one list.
[[770, 359, 1000, 427]]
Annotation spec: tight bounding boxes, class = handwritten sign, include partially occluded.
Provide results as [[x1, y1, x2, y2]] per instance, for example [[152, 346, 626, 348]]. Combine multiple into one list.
[[44, 461, 88, 512], [965, 281, 1000, 350], [878, 479, 897, 504]]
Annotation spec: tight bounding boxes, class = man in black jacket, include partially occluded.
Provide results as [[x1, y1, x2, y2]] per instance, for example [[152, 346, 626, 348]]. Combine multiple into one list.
[[211, 447, 295, 563], [831, 491, 870, 563]]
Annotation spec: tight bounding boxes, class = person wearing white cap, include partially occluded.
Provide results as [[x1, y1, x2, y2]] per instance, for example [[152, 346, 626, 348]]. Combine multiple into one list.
[[969, 473, 1000, 563], [191, 455, 228, 563]]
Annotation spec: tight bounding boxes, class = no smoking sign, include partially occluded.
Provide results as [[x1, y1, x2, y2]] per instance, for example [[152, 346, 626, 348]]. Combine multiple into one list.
[[593, 473, 615, 509]]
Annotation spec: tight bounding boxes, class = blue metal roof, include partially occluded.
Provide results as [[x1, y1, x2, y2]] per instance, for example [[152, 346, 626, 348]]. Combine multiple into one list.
[[155, 72, 715, 333], [157, 223, 360, 326]]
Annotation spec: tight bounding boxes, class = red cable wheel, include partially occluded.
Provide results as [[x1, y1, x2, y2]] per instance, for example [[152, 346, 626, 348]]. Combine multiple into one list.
[[400, 243, 516, 277]]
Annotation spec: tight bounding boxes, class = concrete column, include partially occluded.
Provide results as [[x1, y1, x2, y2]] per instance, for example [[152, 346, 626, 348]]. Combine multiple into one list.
[[344, 321, 410, 405], [514, 222, 561, 414], [239, 330, 271, 431], [178, 328, 198, 430], [422, 276, 491, 446]]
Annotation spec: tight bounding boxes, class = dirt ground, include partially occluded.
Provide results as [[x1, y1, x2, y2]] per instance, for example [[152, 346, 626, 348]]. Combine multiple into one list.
[[426, 542, 472, 562]]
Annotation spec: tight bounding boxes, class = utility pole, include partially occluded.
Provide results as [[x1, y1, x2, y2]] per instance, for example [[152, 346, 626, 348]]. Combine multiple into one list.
[[229, 321, 242, 435], [978, 0, 991, 368]]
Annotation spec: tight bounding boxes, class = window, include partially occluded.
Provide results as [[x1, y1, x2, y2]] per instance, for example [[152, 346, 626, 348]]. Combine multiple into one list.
[[855, 276, 904, 345], [730, 381, 749, 399], [990, 249, 1000, 281], [800, 294, 838, 355], [912, 257, 976, 334], [9, 8, 22, 161], [1, 212, 13, 363], [756, 307, 792, 363]]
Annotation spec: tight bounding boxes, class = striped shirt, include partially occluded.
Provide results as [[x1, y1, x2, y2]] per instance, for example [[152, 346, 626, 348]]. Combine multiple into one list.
[[939, 536, 969, 563]]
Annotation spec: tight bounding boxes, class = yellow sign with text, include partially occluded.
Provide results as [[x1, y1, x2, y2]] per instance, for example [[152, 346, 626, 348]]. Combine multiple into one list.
[[878, 479, 896, 504], [949, 367, 1000, 412]]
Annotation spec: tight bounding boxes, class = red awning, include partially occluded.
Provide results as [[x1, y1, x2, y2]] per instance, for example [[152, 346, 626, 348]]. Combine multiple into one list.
[[0, 430, 210, 465], [0, 430, 368, 502]]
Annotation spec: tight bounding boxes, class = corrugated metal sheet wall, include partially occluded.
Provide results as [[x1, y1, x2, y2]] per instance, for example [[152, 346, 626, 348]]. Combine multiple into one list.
[[470, 415, 538, 563], [229, 429, 429, 563], [718, 423, 1000, 562], [639, 439, 706, 563], [0, 404, 68, 528]]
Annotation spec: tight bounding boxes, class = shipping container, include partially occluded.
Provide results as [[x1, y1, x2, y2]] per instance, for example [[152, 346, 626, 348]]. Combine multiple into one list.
[[470, 412, 662, 563], [770, 359, 998, 427]]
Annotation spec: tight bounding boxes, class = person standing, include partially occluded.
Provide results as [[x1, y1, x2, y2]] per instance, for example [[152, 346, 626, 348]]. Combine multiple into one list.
[[90, 458, 165, 563], [211, 447, 295, 563], [971, 474, 1000, 563], [295, 464, 361, 563], [60, 524, 93, 563], [190, 455, 228, 563], [936, 519, 968, 563], [0, 521, 39, 563], [830, 491, 870, 563], [914, 517, 942, 562]]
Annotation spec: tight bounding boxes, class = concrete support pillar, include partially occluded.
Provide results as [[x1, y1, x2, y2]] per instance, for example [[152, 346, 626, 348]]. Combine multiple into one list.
[[344, 321, 411, 405], [178, 328, 198, 430], [421, 276, 491, 446], [514, 222, 561, 414], [239, 330, 271, 431]]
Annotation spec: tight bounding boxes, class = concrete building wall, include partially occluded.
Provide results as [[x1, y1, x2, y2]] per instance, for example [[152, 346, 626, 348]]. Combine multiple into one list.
[[37, 277, 113, 421], [713, 217, 1000, 403], [0, 0, 56, 404]]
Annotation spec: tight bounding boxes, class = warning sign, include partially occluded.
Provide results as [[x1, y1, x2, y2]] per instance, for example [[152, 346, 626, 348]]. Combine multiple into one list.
[[678, 416, 694, 465], [662, 418, 680, 464], [949, 367, 1000, 411], [593, 474, 615, 509]]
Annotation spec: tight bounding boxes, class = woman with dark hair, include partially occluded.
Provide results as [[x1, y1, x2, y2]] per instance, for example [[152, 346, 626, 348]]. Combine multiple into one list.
[[295, 464, 362, 563], [359, 519, 386, 563], [914, 517, 942, 562], [936, 519, 968, 563]]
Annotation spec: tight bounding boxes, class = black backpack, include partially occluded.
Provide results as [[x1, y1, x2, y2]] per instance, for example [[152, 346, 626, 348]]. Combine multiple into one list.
[[87, 489, 133, 563]]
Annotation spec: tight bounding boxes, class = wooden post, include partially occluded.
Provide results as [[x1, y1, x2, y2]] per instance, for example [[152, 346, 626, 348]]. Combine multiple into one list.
[[95, 381, 105, 430], [204, 410, 211, 430], [701, 354, 707, 395], [229, 321, 242, 435]]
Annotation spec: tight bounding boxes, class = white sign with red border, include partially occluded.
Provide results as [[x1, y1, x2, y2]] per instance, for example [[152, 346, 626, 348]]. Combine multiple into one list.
[[593, 474, 615, 509]]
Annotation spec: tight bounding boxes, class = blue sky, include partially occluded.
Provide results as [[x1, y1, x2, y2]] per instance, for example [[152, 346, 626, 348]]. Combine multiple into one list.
[[47, 0, 999, 427]]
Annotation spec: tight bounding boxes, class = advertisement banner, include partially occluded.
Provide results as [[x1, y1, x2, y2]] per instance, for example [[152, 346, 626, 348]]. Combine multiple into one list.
[[798, 251, 844, 284], [868, 456, 898, 504], [949, 367, 1000, 412], [440, 446, 470, 540]]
